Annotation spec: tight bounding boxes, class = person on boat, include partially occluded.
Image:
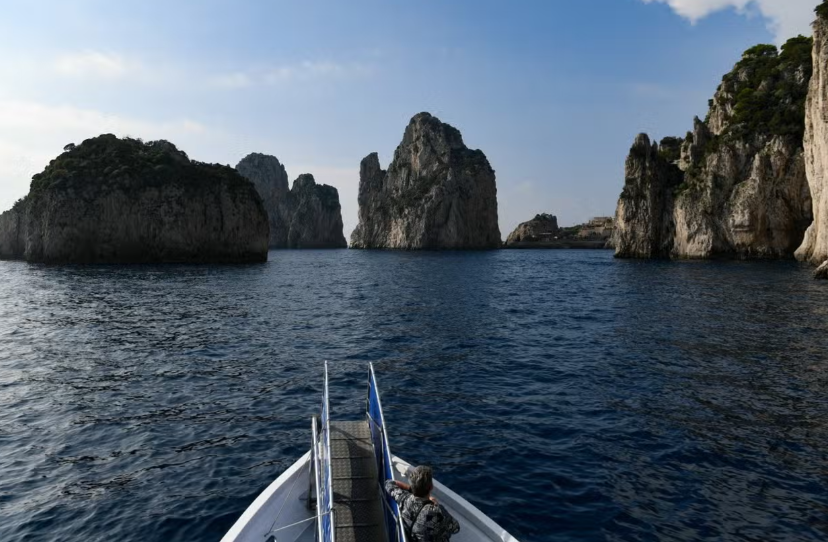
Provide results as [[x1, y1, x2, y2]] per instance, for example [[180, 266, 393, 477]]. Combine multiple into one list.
[[385, 465, 460, 541]]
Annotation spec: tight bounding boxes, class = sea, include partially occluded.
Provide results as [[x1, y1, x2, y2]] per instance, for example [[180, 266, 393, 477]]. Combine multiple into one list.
[[1, 249, 828, 542]]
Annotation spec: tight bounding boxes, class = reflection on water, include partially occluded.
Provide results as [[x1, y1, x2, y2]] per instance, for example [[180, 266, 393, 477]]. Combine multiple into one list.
[[1, 251, 827, 541]]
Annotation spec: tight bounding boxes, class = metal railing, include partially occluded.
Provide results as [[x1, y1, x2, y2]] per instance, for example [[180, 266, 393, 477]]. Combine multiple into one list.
[[310, 362, 335, 542], [367, 363, 408, 542]]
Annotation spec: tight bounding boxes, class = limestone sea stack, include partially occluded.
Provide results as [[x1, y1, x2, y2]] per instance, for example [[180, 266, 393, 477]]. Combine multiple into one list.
[[236, 154, 347, 248], [612, 36, 814, 259], [236, 153, 292, 248], [350, 112, 501, 249], [797, 4, 828, 274], [505, 214, 559, 245], [286, 174, 347, 248], [0, 135, 269, 263], [613, 135, 683, 258]]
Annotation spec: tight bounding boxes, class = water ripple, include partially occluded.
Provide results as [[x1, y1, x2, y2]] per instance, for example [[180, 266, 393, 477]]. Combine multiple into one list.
[[0, 252, 827, 541]]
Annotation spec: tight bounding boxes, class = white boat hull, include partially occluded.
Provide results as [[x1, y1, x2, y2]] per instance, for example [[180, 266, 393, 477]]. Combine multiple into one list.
[[221, 452, 520, 542]]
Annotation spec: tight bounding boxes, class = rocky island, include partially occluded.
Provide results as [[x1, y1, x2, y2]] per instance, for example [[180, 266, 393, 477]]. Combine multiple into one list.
[[504, 214, 614, 248], [0, 135, 269, 263], [350, 112, 501, 249], [612, 35, 814, 259], [236, 154, 346, 248]]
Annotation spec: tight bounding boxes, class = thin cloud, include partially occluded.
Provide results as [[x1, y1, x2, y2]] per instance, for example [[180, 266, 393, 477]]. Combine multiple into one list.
[[640, 0, 817, 43], [210, 72, 255, 89], [0, 99, 215, 212], [0, 99, 207, 137], [54, 50, 130, 79], [211, 60, 374, 89]]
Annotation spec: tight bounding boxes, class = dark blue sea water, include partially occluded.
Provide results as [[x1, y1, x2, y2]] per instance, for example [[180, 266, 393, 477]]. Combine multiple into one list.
[[2, 250, 828, 542]]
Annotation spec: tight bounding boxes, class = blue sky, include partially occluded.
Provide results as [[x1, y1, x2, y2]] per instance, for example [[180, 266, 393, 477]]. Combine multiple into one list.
[[0, 0, 819, 237]]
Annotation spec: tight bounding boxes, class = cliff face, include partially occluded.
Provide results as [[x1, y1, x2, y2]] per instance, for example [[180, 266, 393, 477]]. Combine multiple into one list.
[[286, 174, 347, 248], [612, 135, 683, 258], [613, 37, 813, 259], [236, 153, 291, 248], [350, 112, 501, 249], [506, 214, 559, 245], [797, 8, 828, 268], [236, 155, 347, 248], [0, 135, 269, 263]]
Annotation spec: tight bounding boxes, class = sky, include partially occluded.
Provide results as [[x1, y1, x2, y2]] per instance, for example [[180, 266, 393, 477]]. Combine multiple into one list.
[[0, 0, 820, 238]]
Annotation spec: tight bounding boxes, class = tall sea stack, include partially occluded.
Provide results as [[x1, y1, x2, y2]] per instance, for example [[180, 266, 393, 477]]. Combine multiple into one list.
[[236, 154, 347, 248], [350, 112, 501, 249], [613, 135, 683, 258], [612, 36, 814, 259], [0, 135, 269, 264], [797, 4, 828, 275]]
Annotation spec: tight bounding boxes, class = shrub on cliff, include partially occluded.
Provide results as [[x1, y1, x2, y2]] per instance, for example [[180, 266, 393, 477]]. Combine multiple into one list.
[[817, 0, 828, 20], [720, 36, 813, 140], [30, 135, 250, 195]]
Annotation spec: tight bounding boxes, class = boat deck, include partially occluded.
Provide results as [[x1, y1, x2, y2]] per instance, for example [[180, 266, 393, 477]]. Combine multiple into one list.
[[330, 420, 386, 542]]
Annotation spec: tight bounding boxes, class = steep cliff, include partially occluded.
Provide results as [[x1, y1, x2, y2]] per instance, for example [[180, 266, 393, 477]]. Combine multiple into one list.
[[612, 135, 683, 258], [350, 112, 501, 249], [797, 5, 828, 271], [613, 36, 813, 259], [505, 214, 559, 245], [236, 153, 291, 248], [236, 155, 347, 248], [0, 135, 269, 263], [286, 174, 347, 248]]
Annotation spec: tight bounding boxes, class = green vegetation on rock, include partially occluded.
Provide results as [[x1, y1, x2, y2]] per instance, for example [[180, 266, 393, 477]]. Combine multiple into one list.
[[817, 0, 828, 20], [721, 35, 813, 140], [658, 137, 683, 163], [30, 134, 250, 195]]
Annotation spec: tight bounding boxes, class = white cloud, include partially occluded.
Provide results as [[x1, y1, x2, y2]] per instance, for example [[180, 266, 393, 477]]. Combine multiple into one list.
[[640, 0, 817, 43], [54, 50, 130, 80], [0, 100, 207, 139]]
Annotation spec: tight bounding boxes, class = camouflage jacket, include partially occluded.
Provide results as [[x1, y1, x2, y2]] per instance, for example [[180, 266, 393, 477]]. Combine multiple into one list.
[[384, 480, 461, 542]]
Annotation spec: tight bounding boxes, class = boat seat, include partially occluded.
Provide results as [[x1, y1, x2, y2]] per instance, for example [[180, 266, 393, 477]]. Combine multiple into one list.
[[329, 420, 386, 542]]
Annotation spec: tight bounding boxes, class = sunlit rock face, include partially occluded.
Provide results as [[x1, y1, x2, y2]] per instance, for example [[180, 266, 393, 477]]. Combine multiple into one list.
[[614, 36, 814, 260], [350, 112, 501, 250], [797, 9, 828, 272]]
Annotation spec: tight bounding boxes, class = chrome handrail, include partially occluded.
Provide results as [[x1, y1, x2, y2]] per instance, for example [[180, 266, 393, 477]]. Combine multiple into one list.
[[311, 415, 323, 542]]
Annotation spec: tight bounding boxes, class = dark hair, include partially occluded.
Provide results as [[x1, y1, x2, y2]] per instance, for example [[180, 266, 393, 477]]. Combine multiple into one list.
[[410, 466, 433, 498]]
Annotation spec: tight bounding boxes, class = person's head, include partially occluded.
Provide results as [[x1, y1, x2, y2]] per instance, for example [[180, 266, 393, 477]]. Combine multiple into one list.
[[409, 465, 433, 498]]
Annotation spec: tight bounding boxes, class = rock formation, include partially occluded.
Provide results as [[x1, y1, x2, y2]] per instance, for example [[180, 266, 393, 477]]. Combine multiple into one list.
[[797, 4, 828, 274], [614, 135, 683, 258], [613, 36, 814, 259], [236, 154, 346, 248], [350, 112, 501, 249], [236, 153, 291, 248], [285, 174, 347, 248], [0, 135, 269, 263], [506, 214, 559, 245]]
